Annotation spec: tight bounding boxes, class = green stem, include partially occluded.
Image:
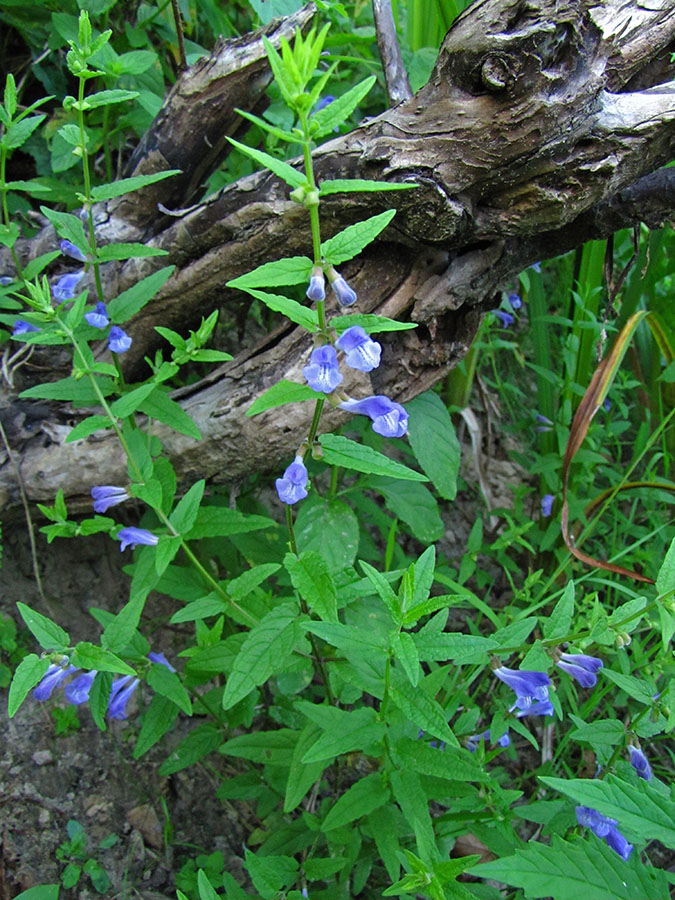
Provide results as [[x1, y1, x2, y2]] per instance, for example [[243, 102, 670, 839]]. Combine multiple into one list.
[[0, 147, 24, 279], [77, 75, 105, 305], [304, 397, 325, 455]]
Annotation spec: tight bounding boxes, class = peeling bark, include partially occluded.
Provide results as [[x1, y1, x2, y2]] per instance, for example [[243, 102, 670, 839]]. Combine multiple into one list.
[[2, 0, 675, 514]]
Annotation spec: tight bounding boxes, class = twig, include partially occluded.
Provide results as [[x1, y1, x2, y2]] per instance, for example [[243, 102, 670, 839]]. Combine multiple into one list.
[[169, 0, 188, 73], [372, 0, 412, 106]]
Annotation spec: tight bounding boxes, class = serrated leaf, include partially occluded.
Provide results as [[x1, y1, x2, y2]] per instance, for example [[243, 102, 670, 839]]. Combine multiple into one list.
[[360, 560, 401, 622], [245, 849, 298, 900], [311, 76, 376, 138], [3, 114, 46, 150], [390, 676, 456, 746], [185, 507, 274, 540], [243, 288, 318, 331], [65, 415, 112, 443], [222, 603, 299, 709], [169, 593, 225, 623], [656, 536, 675, 595], [90, 169, 181, 202], [284, 723, 326, 813], [470, 834, 669, 900], [159, 723, 222, 775], [413, 631, 497, 663], [300, 704, 385, 763], [391, 631, 419, 686], [284, 551, 338, 622], [543, 581, 575, 640], [69, 642, 135, 675], [234, 107, 298, 143], [247, 379, 323, 417], [371, 477, 443, 542], [133, 694, 179, 758], [169, 480, 205, 534], [390, 768, 437, 863], [96, 242, 169, 261], [319, 178, 418, 195], [492, 617, 538, 649], [77, 88, 138, 109], [332, 313, 417, 333], [228, 136, 304, 188], [295, 498, 359, 571], [139, 389, 201, 440], [8, 654, 50, 717], [147, 662, 192, 714], [109, 383, 156, 417], [601, 669, 655, 704], [227, 256, 313, 290], [319, 433, 427, 481], [321, 209, 396, 266], [395, 737, 488, 782], [322, 773, 389, 831], [17, 602, 69, 651], [406, 391, 461, 501], [107, 266, 175, 322], [39, 207, 88, 255]]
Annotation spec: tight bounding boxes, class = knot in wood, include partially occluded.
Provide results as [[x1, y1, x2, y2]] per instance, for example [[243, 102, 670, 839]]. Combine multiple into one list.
[[480, 54, 511, 92]]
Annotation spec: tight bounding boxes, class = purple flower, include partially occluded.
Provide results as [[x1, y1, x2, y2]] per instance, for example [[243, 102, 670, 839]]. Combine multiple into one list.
[[60, 239, 87, 262], [335, 326, 382, 372], [91, 485, 129, 514], [494, 665, 551, 710], [468, 729, 511, 752], [107, 675, 140, 720], [65, 670, 97, 705], [515, 699, 554, 718], [306, 266, 325, 302], [507, 292, 522, 310], [275, 455, 309, 505], [556, 652, 603, 688], [339, 395, 408, 438], [575, 806, 633, 860], [108, 326, 132, 354], [531, 261, 541, 273], [541, 494, 554, 517], [85, 301, 109, 329], [628, 745, 652, 781], [303, 344, 343, 393], [52, 271, 84, 302], [148, 652, 176, 672], [33, 661, 78, 701], [116, 527, 159, 551], [603, 398, 611, 412], [328, 269, 357, 307], [12, 320, 39, 336], [493, 309, 514, 327], [314, 95, 335, 112], [0, 275, 14, 286], [536, 413, 553, 433]]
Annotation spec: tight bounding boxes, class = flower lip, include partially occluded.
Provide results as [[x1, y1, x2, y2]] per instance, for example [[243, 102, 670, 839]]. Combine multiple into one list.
[[12, 319, 40, 336], [628, 744, 652, 780], [468, 729, 510, 751], [91, 485, 129, 514], [65, 670, 97, 705], [507, 292, 522, 310], [52, 271, 84, 302], [541, 494, 554, 517], [107, 675, 140, 720], [60, 239, 87, 262], [276, 455, 309, 505], [335, 325, 382, 372], [116, 527, 159, 551], [340, 394, 408, 438], [514, 699, 554, 718], [85, 301, 109, 329], [493, 309, 514, 327], [108, 325, 132, 354], [494, 665, 551, 709], [33, 661, 78, 701], [303, 344, 343, 393], [556, 652, 603, 688], [576, 806, 633, 860]]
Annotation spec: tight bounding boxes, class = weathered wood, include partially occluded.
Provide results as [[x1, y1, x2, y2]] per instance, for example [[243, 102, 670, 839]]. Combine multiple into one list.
[[2, 0, 675, 513]]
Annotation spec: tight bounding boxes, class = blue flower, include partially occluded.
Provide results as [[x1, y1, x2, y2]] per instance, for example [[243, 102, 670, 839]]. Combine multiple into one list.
[[603, 398, 611, 412], [107, 675, 140, 720], [507, 292, 522, 310], [12, 320, 39, 336], [515, 699, 554, 718], [0, 275, 14, 286], [628, 744, 652, 781], [556, 652, 603, 688], [148, 651, 176, 672], [276, 455, 309, 505], [52, 271, 84, 302], [33, 661, 78, 701], [65, 670, 97, 705], [531, 261, 541, 273], [91, 485, 129, 514], [339, 395, 408, 438], [85, 301, 109, 329], [314, 95, 335, 112], [468, 729, 511, 752], [494, 665, 551, 710], [108, 325, 132, 354], [575, 806, 633, 860], [303, 345, 343, 393], [328, 268, 357, 307], [306, 266, 325, 302], [60, 239, 87, 262], [493, 309, 514, 327], [335, 326, 382, 372], [116, 527, 159, 551], [536, 413, 553, 432], [541, 494, 554, 517]]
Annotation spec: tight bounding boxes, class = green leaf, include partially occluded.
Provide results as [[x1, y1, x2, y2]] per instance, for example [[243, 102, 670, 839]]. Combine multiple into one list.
[[295, 498, 359, 571], [406, 391, 461, 501], [656, 535, 675, 594], [21, 374, 111, 404], [169, 593, 225, 624], [69, 642, 136, 675], [245, 849, 298, 900], [169, 480, 205, 534], [220, 728, 298, 763], [96, 242, 169, 262], [222, 603, 299, 709], [90, 170, 181, 202], [390, 631, 420, 686], [390, 768, 437, 863], [311, 76, 376, 138], [233, 107, 298, 143], [470, 834, 670, 900], [322, 773, 389, 831], [139, 389, 201, 440], [284, 551, 338, 623], [8, 654, 50, 717], [109, 383, 156, 417], [39, 207, 88, 255], [541, 774, 675, 847], [12, 886, 60, 900], [22, 250, 61, 279], [543, 581, 575, 640], [319, 178, 418, 195], [319, 434, 427, 481], [332, 313, 417, 334], [283, 723, 326, 813], [17, 602, 69, 651], [197, 868, 220, 900], [246, 379, 323, 417], [159, 723, 222, 775], [371, 477, 443, 542], [492, 617, 538, 649], [300, 704, 385, 763], [76, 88, 138, 109], [390, 675, 456, 746], [227, 136, 304, 188], [107, 266, 175, 322], [228, 563, 281, 600], [133, 694, 180, 758], [185, 507, 274, 539], [226, 256, 313, 291], [395, 737, 488, 782], [321, 209, 396, 266], [243, 288, 318, 331], [601, 669, 655, 705], [3, 114, 46, 150], [360, 560, 401, 623], [102, 547, 158, 651], [147, 662, 192, 715], [65, 415, 111, 443]]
